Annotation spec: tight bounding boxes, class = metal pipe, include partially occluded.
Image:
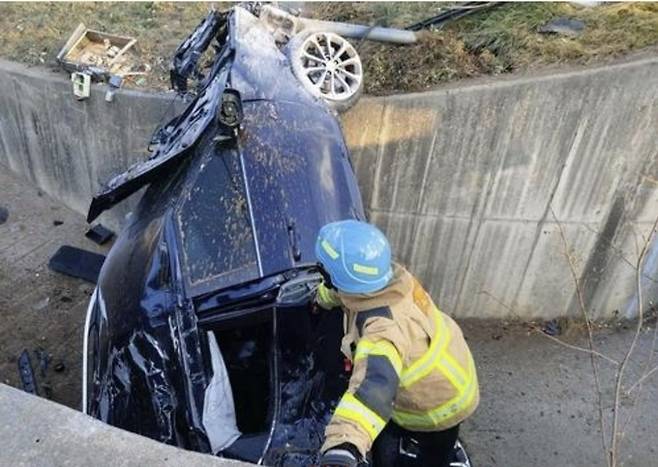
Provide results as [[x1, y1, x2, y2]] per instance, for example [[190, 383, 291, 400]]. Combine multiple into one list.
[[299, 18, 417, 44]]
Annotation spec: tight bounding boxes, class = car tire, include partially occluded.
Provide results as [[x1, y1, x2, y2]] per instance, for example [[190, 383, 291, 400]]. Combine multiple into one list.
[[286, 31, 363, 112]]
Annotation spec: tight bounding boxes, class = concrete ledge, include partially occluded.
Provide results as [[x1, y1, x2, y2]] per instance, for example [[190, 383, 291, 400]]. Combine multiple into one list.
[[0, 384, 252, 466]]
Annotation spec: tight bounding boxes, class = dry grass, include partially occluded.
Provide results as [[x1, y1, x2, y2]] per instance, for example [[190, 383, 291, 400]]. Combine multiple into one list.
[[0, 2, 220, 90], [0, 2, 657, 94], [312, 2, 658, 94]]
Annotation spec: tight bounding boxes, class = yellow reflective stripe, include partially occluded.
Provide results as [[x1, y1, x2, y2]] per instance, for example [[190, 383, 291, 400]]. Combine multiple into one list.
[[334, 393, 386, 440], [400, 309, 446, 388], [317, 283, 341, 308], [353, 263, 379, 276], [321, 240, 339, 260], [436, 353, 468, 391], [393, 356, 477, 429], [354, 339, 403, 376]]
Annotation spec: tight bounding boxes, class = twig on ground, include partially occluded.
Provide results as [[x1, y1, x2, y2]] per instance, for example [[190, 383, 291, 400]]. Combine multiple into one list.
[[478, 290, 619, 365], [625, 365, 658, 394], [536, 330, 619, 366]]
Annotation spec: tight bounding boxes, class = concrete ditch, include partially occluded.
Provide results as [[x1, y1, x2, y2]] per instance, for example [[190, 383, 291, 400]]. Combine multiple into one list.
[[0, 383, 251, 466], [0, 57, 657, 320]]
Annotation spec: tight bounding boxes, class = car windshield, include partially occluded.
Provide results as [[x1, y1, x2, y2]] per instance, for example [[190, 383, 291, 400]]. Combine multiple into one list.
[[177, 143, 259, 290]]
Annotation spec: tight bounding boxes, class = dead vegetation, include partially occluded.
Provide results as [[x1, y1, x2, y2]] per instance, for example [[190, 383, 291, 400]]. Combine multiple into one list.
[[0, 2, 657, 94], [0, 2, 658, 94], [312, 2, 658, 94]]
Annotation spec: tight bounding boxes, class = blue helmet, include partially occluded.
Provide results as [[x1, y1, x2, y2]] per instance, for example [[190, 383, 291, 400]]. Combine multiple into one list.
[[315, 220, 393, 294]]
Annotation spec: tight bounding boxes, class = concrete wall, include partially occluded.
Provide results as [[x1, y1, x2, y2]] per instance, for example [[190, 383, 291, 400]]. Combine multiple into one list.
[[0, 384, 252, 466], [343, 56, 658, 320], [0, 59, 181, 229], [1, 57, 656, 319]]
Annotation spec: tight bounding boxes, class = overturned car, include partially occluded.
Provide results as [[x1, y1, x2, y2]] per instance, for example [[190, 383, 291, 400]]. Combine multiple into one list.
[[82, 5, 470, 466]]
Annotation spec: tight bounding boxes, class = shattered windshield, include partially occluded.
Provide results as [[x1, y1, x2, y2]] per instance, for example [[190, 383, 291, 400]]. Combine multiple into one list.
[[177, 144, 258, 291]]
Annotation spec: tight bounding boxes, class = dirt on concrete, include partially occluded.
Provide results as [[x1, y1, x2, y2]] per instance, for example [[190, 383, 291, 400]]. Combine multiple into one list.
[[0, 169, 112, 410], [0, 169, 656, 466]]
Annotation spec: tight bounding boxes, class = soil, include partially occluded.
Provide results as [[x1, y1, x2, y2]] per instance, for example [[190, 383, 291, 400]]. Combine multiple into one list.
[[0, 2, 657, 95], [0, 170, 111, 409]]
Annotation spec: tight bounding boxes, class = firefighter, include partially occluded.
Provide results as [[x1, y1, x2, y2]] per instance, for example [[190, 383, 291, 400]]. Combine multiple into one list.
[[314, 220, 479, 467]]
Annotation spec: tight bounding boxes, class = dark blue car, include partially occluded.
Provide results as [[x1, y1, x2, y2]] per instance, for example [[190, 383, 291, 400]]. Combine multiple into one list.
[[83, 5, 364, 465]]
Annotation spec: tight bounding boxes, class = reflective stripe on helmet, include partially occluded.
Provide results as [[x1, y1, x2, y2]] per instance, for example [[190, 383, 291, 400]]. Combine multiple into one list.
[[354, 339, 403, 376], [321, 239, 340, 260], [352, 263, 380, 276], [334, 392, 387, 440]]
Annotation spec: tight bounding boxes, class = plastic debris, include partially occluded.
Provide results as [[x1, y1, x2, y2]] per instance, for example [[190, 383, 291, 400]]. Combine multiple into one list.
[[48, 245, 106, 283], [538, 17, 586, 37], [85, 224, 115, 245], [0, 206, 8, 225], [542, 319, 562, 336], [18, 350, 38, 395]]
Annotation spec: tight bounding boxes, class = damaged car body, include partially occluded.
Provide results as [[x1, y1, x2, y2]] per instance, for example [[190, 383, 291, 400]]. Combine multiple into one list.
[[83, 5, 470, 466]]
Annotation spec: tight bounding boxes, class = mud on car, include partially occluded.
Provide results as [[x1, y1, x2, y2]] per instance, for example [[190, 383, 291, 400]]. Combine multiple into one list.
[[82, 4, 470, 466]]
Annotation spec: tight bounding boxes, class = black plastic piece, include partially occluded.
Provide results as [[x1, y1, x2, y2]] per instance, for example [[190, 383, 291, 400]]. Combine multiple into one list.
[[48, 246, 105, 284], [18, 350, 38, 395], [223, 433, 270, 463], [85, 224, 115, 245], [0, 206, 8, 225], [406, 2, 501, 31], [170, 11, 225, 93]]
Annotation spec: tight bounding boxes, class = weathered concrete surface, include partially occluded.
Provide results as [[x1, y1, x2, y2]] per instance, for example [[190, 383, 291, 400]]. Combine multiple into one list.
[[462, 319, 658, 467], [1, 57, 657, 319], [343, 56, 658, 320], [0, 384, 251, 466], [0, 59, 181, 230]]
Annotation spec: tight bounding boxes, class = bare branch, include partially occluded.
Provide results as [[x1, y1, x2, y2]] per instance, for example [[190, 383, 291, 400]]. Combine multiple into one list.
[[535, 330, 619, 366], [625, 364, 658, 394], [550, 206, 610, 466], [609, 216, 658, 467]]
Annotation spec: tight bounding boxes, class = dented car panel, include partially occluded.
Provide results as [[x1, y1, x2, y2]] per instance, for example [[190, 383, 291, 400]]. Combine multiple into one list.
[[84, 5, 363, 463]]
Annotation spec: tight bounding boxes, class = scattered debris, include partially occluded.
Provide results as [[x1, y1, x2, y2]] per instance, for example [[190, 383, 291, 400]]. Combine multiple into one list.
[[34, 347, 50, 377], [54, 362, 66, 373], [53, 220, 64, 226], [0, 206, 8, 225], [542, 319, 562, 336], [71, 72, 92, 100], [406, 1, 501, 31], [57, 23, 142, 99], [104, 75, 124, 103], [85, 224, 115, 245], [57, 23, 138, 79], [18, 350, 38, 395], [48, 245, 106, 284], [31, 297, 50, 312], [538, 17, 586, 37]]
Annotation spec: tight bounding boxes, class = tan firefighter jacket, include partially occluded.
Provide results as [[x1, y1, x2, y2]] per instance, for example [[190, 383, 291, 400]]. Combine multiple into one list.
[[316, 263, 479, 458]]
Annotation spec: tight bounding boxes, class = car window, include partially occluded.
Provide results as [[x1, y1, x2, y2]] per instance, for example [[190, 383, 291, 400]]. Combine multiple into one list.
[[177, 145, 258, 288]]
